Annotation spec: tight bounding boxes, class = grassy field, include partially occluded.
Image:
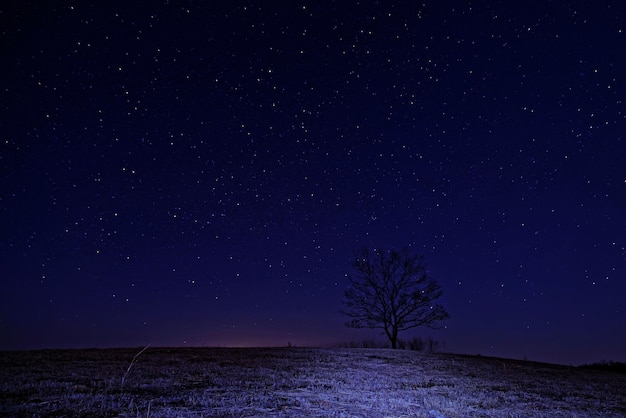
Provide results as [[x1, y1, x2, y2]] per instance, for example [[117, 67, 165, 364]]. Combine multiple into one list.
[[1, 347, 624, 417]]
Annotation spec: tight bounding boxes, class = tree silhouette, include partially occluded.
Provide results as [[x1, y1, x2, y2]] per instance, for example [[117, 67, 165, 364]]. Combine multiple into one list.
[[342, 247, 450, 349]]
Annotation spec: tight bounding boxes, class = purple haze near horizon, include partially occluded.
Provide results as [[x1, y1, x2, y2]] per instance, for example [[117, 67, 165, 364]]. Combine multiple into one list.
[[1, 1, 625, 365]]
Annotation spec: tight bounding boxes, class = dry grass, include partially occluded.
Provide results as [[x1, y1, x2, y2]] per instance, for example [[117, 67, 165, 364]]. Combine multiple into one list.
[[1, 347, 624, 417]]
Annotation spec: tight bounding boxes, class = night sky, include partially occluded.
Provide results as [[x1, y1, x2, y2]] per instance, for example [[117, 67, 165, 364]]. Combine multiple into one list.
[[2, 1, 625, 366]]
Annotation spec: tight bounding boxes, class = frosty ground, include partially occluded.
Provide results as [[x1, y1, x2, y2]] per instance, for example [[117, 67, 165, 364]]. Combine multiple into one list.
[[1, 347, 624, 417]]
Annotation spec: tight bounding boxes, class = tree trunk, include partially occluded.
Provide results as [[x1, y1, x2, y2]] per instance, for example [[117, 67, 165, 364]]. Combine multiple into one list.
[[390, 327, 399, 349]]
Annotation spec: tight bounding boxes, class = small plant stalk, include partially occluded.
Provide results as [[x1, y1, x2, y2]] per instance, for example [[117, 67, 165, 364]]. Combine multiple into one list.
[[121, 344, 151, 392]]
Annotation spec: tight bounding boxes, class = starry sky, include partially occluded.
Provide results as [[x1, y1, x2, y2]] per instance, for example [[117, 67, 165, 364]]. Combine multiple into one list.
[[1, 1, 625, 365]]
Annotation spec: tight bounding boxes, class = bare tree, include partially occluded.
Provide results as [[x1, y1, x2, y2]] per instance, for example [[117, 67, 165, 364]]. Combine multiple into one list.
[[342, 247, 450, 349]]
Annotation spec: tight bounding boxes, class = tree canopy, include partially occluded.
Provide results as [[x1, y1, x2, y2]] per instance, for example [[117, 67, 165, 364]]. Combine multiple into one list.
[[342, 247, 450, 348]]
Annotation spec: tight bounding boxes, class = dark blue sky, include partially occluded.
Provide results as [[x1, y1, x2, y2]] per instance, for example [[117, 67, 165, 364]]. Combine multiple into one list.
[[2, 0, 625, 365]]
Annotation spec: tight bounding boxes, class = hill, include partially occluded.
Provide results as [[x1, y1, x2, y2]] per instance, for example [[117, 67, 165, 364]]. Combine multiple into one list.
[[1, 347, 624, 417]]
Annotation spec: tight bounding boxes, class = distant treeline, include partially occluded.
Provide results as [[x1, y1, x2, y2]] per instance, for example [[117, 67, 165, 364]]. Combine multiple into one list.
[[333, 337, 443, 352], [579, 361, 626, 374]]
